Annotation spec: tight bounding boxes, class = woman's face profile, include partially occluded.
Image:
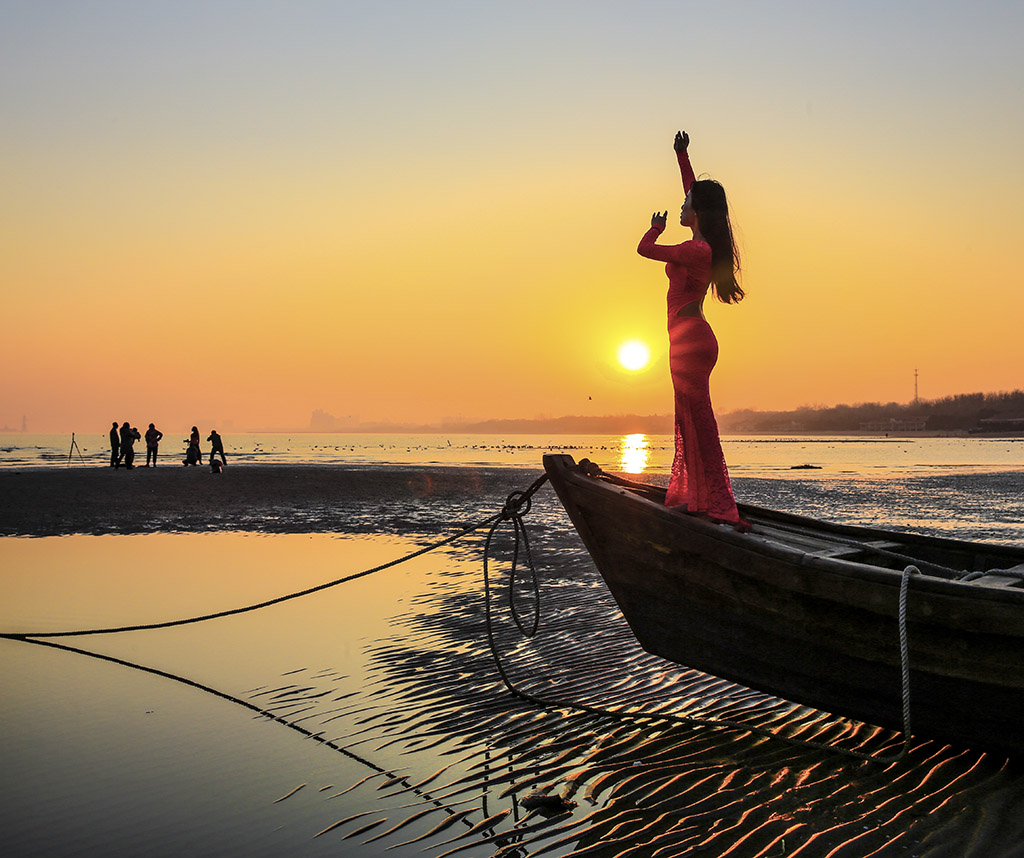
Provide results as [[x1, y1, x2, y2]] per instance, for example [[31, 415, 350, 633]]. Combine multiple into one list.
[[680, 192, 696, 228]]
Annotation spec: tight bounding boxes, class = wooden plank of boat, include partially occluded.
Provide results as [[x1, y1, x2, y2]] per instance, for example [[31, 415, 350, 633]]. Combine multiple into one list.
[[542, 454, 1024, 757]]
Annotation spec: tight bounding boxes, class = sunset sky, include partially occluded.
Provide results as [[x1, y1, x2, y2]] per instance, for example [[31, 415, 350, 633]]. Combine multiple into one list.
[[3, 1, 1022, 432]]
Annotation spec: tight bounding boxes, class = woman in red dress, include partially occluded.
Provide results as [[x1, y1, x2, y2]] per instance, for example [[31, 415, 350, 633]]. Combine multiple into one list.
[[637, 131, 748, 530]]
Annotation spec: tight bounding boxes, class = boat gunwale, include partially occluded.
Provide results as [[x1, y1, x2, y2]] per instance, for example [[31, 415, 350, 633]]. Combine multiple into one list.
[[543, 454, 1024, 605]]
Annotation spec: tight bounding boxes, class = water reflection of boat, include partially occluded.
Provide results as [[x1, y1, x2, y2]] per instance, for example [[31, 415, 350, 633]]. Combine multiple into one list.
[[542, 454, 1024, 757]]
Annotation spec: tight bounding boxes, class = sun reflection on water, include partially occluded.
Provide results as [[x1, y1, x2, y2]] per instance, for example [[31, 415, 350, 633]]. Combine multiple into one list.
[[619, 433, 650, 474]]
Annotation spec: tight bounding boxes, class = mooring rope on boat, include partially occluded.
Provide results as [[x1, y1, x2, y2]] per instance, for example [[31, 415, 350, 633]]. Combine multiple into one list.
[[959, 567, 1024, 582]]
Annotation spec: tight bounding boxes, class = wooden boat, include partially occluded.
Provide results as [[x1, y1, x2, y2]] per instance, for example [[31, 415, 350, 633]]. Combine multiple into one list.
[[542, 454, 1024, 757]]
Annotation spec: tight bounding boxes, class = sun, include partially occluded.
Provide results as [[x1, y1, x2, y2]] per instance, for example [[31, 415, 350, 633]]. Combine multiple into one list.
[[617, 339, 652, 372]]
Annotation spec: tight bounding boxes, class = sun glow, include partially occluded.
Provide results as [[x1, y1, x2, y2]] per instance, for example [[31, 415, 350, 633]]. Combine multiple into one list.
[[617, 339, 652, 372], [619, 433, 650, 474]]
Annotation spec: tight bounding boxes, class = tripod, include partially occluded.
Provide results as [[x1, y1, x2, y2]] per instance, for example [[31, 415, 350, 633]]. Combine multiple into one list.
[[67, 433, 86, 466]]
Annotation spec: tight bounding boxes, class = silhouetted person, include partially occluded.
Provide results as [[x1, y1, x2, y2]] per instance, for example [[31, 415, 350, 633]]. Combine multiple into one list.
[[207, 429, 226, 466], [109, 421, 120, 468], [119, 422, 141, 469], [144, 423, 163, 466], [185, 426, 202, 466]]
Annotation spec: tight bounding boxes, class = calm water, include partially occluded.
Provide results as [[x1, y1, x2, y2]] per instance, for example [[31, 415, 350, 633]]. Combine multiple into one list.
[[2, 431, 1023, 478], [1, 532, 486, 858]]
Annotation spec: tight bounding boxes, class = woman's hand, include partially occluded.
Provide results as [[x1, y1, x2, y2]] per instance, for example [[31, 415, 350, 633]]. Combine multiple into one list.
[[673, 130, 689, 153], [651, 211, 667, 230]]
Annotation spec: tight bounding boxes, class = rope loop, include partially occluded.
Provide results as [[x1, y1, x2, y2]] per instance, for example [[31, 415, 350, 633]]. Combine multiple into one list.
[[484, 479, 544, 641], [501, 489, 533, 521], [498, 473, 550, 522]]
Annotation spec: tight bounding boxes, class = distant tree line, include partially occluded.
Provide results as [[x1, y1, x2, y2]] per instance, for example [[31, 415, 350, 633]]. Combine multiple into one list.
[[719, 390, 1024, 433], [299, 392, 1024, 435]]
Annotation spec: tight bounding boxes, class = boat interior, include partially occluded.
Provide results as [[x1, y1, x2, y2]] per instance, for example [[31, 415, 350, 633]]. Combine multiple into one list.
[[584, 464, 1024, 587]]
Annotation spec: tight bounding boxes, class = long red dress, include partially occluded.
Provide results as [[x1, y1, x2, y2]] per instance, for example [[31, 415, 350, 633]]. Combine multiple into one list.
[[636, 150, 742, 523]]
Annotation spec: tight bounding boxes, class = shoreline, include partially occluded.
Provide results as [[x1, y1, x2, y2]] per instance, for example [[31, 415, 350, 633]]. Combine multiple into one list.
[[725, 430, 1024, 439], [3, 461, 1021, 543]]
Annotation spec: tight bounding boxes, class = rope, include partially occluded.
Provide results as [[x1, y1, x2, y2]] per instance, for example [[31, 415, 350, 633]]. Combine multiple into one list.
[[897, 566, 917, 740], [959, 568, 1024, 582], [502, 480, 545, 637], [478, 474, 553, 685], [0, 509, 506, 640], [484, 484, 918, 764]]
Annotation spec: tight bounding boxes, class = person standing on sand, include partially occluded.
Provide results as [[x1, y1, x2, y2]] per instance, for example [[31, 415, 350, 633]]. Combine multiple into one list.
[[636, 129, 749, 531], [119, 422, 141, 470], [188, 426, 203, 465], [109, 421, 120, 468], [207, 429, 227, 467], [144, 423, 163, 467]]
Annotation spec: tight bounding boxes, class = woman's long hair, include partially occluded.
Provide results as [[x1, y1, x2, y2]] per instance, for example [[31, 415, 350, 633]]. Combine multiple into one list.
[[691, 179, 744, 303]]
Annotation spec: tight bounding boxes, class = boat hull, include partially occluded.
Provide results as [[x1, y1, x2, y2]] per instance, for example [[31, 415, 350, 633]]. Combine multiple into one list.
[[543, 455, 1024, 756]]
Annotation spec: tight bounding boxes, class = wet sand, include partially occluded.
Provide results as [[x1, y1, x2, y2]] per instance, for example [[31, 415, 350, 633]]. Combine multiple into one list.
[[0, 464, 549, 537], [4, 463, 1022, 545]]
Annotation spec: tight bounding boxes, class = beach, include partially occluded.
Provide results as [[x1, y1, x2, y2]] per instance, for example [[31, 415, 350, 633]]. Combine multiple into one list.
[[0, 463, 547, 537], [2, 451, 1021, 544], [3, 461, 1024, 857]]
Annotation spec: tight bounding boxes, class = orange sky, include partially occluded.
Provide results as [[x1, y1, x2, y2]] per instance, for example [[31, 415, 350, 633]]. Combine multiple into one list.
[[3, 2, 1022, 432]]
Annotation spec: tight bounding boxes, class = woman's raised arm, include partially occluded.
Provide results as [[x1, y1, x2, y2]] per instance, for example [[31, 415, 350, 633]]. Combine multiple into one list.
[[674, 131, 695, 194]]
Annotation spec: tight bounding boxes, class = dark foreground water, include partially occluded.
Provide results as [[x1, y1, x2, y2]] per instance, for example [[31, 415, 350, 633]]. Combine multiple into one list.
[[2, 469, 1023, 857]]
